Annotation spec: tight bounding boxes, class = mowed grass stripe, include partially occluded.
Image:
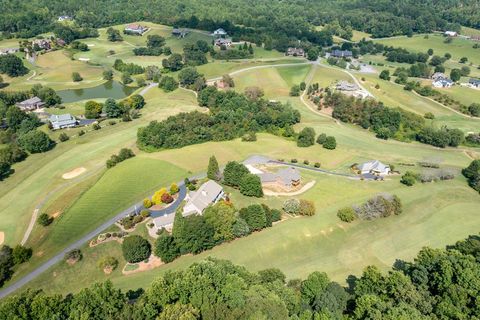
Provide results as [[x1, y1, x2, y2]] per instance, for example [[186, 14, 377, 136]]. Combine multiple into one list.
[[48, 157, 187, 244]]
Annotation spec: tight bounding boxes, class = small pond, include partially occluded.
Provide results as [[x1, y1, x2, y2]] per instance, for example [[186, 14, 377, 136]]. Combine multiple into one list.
[[58, 81, 137, 103]]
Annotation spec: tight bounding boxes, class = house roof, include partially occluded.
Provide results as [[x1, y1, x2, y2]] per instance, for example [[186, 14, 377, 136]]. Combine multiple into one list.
[[214, 28, 227, 34], [18, 96, 43, 105], [185, 180, 223, 213], [49, 113, 76, 124], [258, 167, 301, 185], [125, 24, 145, 30], [358, 160, 389, 172], [331, 49, 352, 57], [336, 80, 358, 91], [431, 72, 446, 80], [153, 213, 175, 228]]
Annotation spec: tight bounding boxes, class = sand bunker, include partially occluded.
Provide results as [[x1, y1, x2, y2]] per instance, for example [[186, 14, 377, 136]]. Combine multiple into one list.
[[0, 232, 4, 245], [78, 58, 90, 61], [62, 167, 86, 179]]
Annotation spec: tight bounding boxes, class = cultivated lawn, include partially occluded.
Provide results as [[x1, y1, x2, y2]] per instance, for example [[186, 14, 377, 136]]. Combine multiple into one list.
[[375, 34, 480, 65], [26, 160, 480, 295]]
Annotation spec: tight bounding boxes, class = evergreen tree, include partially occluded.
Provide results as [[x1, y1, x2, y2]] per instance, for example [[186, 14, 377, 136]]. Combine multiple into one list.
[[207, 155, 220, 180]]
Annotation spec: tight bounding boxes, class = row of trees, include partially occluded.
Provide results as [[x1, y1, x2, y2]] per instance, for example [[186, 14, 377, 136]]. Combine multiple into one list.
[[137, 87, 300, 150], [3, 230, 480, 319], [0, 245, 32, 287], [325, 91, 466, 148], [84, 94, 145, 119], [337, 193, 402, 222], [154, 200, 282, 263]]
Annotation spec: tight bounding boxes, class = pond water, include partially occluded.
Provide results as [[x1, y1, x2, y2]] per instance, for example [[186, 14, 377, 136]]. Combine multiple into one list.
[[58, 81, 137, 103]]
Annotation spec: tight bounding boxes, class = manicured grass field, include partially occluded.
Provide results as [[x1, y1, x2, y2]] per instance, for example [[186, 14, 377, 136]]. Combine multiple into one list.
[[26, 162, 480, 295], [375, 34, 480, 65]]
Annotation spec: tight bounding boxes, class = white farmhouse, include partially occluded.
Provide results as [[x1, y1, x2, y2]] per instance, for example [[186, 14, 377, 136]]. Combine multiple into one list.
[[357, 160, 390, 176]]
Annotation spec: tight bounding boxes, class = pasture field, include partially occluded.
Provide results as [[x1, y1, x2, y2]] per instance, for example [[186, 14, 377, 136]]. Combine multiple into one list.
[[375, 34, 480, 65]]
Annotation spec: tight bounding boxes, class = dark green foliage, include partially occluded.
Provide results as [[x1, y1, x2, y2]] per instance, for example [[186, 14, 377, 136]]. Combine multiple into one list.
[[207, 155, 220, 180], [37, 213, 53, 226], [58, 132, 69, 142], [122, 235, 151, 263], [401, 171, 419, 186], [468, 103, 480, 117], [107, 27, 123, 41], [127, 94, 145, 109], [289, 85, 301, 96], [137, 87, 298, 150], [103, 98, 122, 118], [316, 133, 327, 145], [162, 53, 183, 71], [337, 207, 356, 222], [0, 55, 28, 77], [64, 249, 82, 262], [158, 76, 178, 92], [18, 130, 54, 153], [113, 59, 144, 75], [239, 204, 266, 231], [53, 24, 98, 44], [121, 73, 132, 85], [2, 232, 480, 319], [323, 136, 336, 150], [84, 100, 103, 119], [240, 173, 263, 197], [106, 148, 135, 168], [183, 43, 208, 65], [12, 245, 32, 265], [154, 234, 180, 263], [71, 41, 89, 51], [450, 68, 461, 82], [172, 214, 215, 254], [223, 161, 249, 187], [232, 218, 251, 237], [178, 67, 203, 87], [297, 127, 315, 147], [379, 69, 390, 80], [32, 85, 62, 107], [462, 160, 480, 193]]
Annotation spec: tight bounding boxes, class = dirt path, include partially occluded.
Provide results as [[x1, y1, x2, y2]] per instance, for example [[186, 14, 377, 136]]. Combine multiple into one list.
[[264, 181, 316, 196], [26, 70, 37, 81], [21, 209, 39, 245]]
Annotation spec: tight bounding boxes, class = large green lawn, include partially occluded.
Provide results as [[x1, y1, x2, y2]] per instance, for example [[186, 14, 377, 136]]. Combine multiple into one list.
[[375, 34, 480, 65]]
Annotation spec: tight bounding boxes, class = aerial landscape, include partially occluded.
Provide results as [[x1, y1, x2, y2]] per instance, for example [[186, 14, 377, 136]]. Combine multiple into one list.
[[0, 0, 479, 318]]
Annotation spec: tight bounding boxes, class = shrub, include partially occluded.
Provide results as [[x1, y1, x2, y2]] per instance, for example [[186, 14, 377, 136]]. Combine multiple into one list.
[[337, 207, 356, 222], [239, 173, 263, 197], [18, 130, 54, 153], [297, 127, 315, 147], [291, 159, 298, 163], [122, 235, 151, 263], [283, 199, 300, 215], [92, 123, 101, 130], [140, 210, 151, 218], [64, 249, 82, 262], [401, 171, 419, 186], [299, 199, 315, 216], [143, 198, 152, 208], [12, 245, 32, 264], [78, 130, 85, 136], [239, 204, 267, 231], [58, 132, 69, 142], [424, 112, 435, 119], [316, 133, 327, 145], [354, 194, 402, 220], [37, 213, 53, 226], [158, 76, 178, 92], [303, 160, 309, 165], [241, 132, 257, 142], [109, 120, 116, 125], [314, 162, 321, 168], [323, 136, 336, 150], [161, 192, 174, 204], [152, 188, 168, 204], [170, 183, 179, 194], [154, 234, 180, 263], [98, 256, 118, 271], [72, 72, 83, 82], [232, 218, 251, 237]]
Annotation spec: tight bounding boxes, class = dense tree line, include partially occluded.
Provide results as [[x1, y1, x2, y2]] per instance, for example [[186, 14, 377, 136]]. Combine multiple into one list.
[[137, 87, 300, 150], [1, 0, 478, 45], [2, 231, 480, 318], [324, 92, 465, 148]]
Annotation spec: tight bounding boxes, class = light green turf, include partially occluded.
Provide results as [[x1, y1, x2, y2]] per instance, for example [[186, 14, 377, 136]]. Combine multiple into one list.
[[375, 34, 480, 65]]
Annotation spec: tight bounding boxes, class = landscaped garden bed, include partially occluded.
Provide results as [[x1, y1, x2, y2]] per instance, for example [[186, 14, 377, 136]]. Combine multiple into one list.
[[89, 231, 128, 247]]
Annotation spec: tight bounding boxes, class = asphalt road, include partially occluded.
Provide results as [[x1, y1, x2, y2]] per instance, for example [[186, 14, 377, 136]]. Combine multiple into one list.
[[0, 182, 187, 299]]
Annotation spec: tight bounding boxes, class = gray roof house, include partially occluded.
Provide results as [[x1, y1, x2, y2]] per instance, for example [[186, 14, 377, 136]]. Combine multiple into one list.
[[124, 24, 148, 35], [286, 47, 305, 57], [153, 213, 176, 230], [431, 72, 447, 81], [213, 28, 228, 37], [469, 78, 480, 88], [49, 114, 78, 130], [336, 80, 358, 91], [259, 167, 301, 188], [183, 180, 224, 215], [357, 160, 390, 176], [172, 28, 189, 38], [16, 97, 45, 111], [331, 49, 353, 58], [433, 78, 453, 88]]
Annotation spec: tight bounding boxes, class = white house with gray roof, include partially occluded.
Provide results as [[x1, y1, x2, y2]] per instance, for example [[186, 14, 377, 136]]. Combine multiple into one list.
[[49, 114, 78, 130], [183, 180, 224, 215], [357, 160, 390, 176]]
